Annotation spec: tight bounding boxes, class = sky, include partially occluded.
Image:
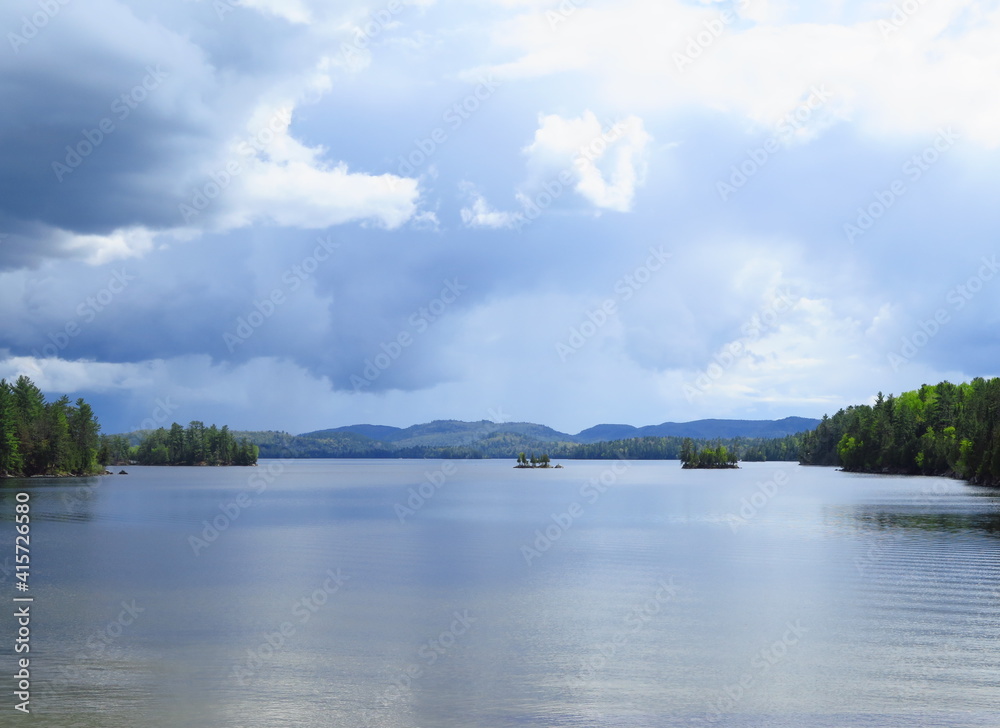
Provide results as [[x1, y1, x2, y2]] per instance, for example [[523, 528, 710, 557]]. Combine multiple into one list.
[[2, 0, 1000, 436]]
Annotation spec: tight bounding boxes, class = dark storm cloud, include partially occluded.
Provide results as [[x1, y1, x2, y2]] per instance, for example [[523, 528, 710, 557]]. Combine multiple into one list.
[[3, 0, 1000, 434], [0, 0, 361, 270]]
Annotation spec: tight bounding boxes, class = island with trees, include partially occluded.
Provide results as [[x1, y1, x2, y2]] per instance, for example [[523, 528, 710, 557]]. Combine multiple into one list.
[[101, 422, 258, 466], [680, 438, 739, 469], [515, 452, 561, 468]]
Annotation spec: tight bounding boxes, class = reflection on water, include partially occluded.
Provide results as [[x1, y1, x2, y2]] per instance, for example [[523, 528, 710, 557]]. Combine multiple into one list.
[[1, 461, 998, 727], [849, 508, 1000, 535]]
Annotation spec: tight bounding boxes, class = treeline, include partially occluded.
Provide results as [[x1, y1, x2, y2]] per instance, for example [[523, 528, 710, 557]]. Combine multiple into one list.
[[799, 378, 1000, 484], [551, 434, 802, 462], [240, 430, 393, 458], [243, 428, 804, 462], [247, 430, 562, 460], [105, 422, 258, 466], [0, 376, 102, 477]]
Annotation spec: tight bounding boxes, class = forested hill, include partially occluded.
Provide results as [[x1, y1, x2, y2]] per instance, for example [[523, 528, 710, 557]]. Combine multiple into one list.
[[799, 378, 1000, 485], [573, 417, 820, 443], [306, 416, 819, 446], [232, 420, 810, 461]]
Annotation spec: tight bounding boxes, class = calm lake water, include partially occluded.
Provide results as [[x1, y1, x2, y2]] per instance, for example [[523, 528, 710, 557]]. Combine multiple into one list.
[[2, 459, 999, 727]]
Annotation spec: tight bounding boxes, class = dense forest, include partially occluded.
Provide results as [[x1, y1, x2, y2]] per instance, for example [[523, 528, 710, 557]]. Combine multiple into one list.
[[0, 374, 256, 476], [0, 375, 102, 477], [799, 378, 1000, 485], [104, 422, 258, 466], [239, 427, 804, 462], [552, 434, 802, 462]]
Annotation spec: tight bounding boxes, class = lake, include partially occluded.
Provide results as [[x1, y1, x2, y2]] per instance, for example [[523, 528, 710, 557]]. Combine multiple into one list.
[[2, 459, 999, 727]]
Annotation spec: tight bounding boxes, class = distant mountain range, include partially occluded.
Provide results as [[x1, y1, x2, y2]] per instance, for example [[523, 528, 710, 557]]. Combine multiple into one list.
[[301, 416, 820, 448], [572, 417, 821, 443], [117, 417, 821, 460]]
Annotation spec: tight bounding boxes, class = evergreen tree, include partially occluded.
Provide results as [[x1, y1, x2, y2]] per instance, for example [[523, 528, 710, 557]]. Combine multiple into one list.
[[12, 375, 47, 475], [680, 437, 695, 465], [186, 421, 206, 463], [68, 398, 100, 473], [0, 380, 23, 475], [167, 422, 185, 463], [98, 434, 132, 466], [132, 422, 258, 466], [1, 376, 102, 475], [800, 378, 1000, 484]]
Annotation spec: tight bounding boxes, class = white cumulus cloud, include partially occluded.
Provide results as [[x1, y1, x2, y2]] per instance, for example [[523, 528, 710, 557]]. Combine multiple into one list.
[[523, 111, 652, 212]]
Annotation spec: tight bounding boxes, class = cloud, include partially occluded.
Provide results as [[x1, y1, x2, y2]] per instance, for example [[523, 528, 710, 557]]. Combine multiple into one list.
[[238, 0, 313, 24], [0, 0, 420, 271], [4, 0, 1000, 438], [0, 354, 336, 432], [459, 188, 522, 229], [60, 227, 161, 266], [523, 111, 651, 212], [457, 111, 652, 228], [475, 0, 1000, 147]]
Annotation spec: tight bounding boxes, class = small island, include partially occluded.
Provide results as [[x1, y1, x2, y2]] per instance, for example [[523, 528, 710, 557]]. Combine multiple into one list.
[[680, 438, 739, 469], [515, 452, 561, 468], [106, 421, 258, 467]]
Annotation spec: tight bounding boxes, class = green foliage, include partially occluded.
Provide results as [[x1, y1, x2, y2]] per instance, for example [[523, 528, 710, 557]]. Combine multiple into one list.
[[69, 398, 100, 473], [799, 377, 1000, 484], [0, 376, 103, 477], [680, 439, 739, 469], [679, 437, 694, 464], [0, 380, 24, 476], [515, 451, 553, 468], [227, 427, 803, 462], [129, 421, 258, 466], [98, 434, 132, 465], [556, 434, 800, 462]]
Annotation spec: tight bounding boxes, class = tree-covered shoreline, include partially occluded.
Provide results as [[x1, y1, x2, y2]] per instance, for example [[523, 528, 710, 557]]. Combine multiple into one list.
[[0, 375, 257, 477], [235, 428, 804, 462], [0, 376, 102, 477], [102, 422, 258, 466], [799, 378, 1000, 486]]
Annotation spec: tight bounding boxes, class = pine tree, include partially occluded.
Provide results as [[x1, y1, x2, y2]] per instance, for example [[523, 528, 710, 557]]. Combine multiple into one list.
[[0, 380, 23, 476], [167, 423, 185, 463], [68, 398, 100, 474], [44, 396, 72, 473], [12, 375, 46, 475]]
